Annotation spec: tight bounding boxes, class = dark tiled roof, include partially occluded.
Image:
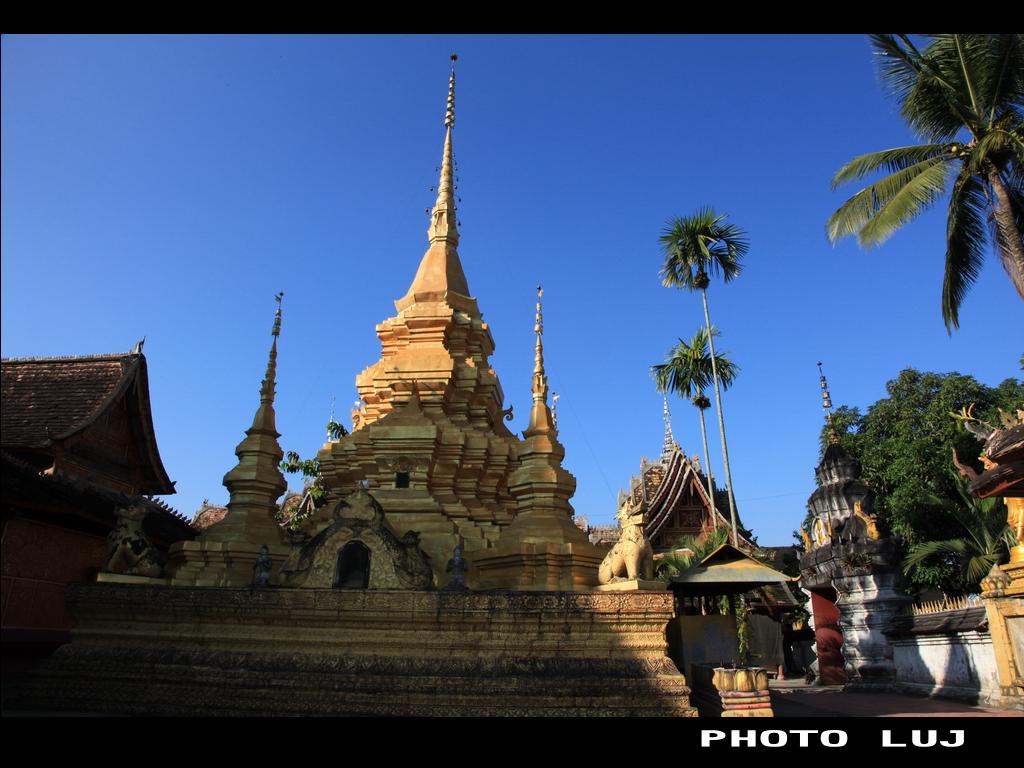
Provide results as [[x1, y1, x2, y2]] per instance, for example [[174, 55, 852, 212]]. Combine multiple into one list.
[[1, 350, 174, 494], [1, 353, 137, 448]]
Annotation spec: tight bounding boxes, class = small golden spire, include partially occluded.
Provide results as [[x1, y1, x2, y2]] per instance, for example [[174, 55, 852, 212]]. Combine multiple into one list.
[[533, 285, 546, 400], [526, 285, 556, 436], [818, 361, 839, 445], [259, 292, 284, 406], [427, 55, 459, 246]]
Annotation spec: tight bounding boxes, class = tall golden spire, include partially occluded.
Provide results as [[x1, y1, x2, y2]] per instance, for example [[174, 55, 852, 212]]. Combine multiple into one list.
[[427, 54, 459, 247], [525, 285, 556, 436], [398, 54, 471, 308], [195, 291, 288, 577], [818, 361, 839, 446], [250, 292, 284, 433]]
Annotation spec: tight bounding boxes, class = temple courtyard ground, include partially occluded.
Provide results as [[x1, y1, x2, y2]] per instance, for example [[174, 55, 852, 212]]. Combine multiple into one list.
[[769, 678, 1022, 717]]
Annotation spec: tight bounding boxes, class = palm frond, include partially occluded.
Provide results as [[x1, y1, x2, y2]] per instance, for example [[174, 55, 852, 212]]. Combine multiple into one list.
[[967, 128, 1024, 176], [942, 172, 989, 331], [903, 537, 968, 574], [858, 158, 952, 245], [831, 144, 948, 189], [876, 35, 985, 140], [827, 156, 950, 245], [977, 35, 1024, 126], [903, 471, 1012, 586]]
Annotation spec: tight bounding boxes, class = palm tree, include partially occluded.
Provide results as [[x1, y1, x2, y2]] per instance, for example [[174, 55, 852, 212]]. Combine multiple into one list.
[[655, 525, 730, 581], [660, 208, 748, 545], [651, 327, 739, 522], [827, 34, 1024, 331], [902, 474, 1014, 594]]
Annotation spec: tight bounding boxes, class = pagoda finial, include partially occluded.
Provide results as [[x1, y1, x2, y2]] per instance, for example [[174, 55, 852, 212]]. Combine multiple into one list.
[[661, 395, 675, 459], [427, 54, 459, 246], [818, 361, 839, 446], [526, 285, 555, 435], [259, 292, 284, 407], [533, 285, 546, 397], [327, 395, 336, 440]]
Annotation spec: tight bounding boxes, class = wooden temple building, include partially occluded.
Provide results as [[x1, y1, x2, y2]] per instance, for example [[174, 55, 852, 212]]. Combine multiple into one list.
[[1, 347, 193, 655], [612, 398, 750, 553]]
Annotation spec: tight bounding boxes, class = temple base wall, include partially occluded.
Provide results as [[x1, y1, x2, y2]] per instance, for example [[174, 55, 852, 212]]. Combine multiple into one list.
[[888, 630, 1008, 707], [470, 542, 602, 591], [12, 583, 695, 717], [166, 540, 291, 588]]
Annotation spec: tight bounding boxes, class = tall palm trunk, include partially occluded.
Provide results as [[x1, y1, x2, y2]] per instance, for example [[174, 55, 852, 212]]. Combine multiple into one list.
[[986, 167, 1024, 300], [701, 286, 739, 545], [694, 399, 717, 520]]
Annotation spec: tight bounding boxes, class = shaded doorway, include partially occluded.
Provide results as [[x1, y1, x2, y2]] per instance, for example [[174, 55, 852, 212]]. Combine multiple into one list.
[[334, 541, 371, 589]]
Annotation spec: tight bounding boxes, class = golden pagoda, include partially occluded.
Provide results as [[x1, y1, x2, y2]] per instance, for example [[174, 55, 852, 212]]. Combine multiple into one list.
[[314, 57, 602, 588], [11, 58, 696, 717], [167, 293, 289, 586]]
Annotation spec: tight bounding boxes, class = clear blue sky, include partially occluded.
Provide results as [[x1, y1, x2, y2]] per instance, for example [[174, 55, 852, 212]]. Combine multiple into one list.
[[3, 35, 1020, 546]]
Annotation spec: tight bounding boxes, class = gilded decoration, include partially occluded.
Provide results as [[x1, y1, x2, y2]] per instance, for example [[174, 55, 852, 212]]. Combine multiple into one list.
[[599, 495, 654, 584], [313, 66, 523, 579]]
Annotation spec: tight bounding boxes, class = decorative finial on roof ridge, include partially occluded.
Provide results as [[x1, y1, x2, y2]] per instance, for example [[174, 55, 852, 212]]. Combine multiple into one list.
[[427, 57, 459, 246], [661, 395, 675, 459], [818, 361, 839, 446]]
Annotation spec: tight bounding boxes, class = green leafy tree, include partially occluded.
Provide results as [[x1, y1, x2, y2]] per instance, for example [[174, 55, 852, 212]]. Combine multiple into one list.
[[821, 369, 1022, 590], [827, 34, 1024, 331], [652, 326, 739, 520], [660, 208, 748, 544], [903, 473, 1013, 593], [279, 420, 348, 507]]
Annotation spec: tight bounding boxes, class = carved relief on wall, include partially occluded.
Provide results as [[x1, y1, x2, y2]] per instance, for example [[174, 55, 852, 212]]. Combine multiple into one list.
[[379, 456, 428, 473], [279, 489, 434, 590], [676, 510, 704, 528]]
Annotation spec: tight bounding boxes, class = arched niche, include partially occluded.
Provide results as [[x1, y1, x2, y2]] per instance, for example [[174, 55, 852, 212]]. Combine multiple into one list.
[[335, 540, 371, 589]]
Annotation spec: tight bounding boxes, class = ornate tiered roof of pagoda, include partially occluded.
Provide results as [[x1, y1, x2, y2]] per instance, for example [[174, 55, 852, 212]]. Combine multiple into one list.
[[349, 57, 511, 436], [396, 58, 469, 311]]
